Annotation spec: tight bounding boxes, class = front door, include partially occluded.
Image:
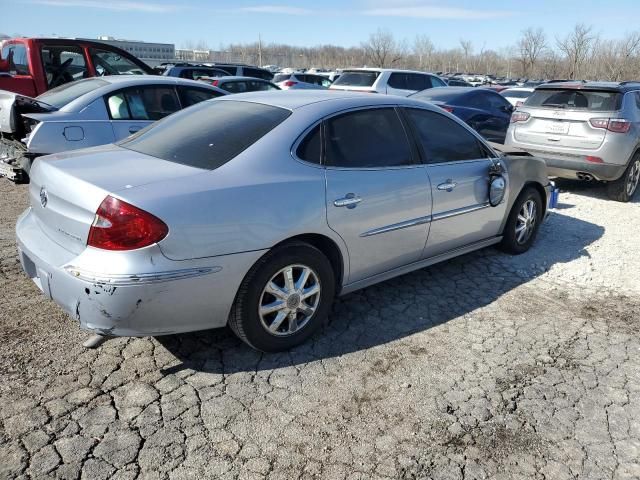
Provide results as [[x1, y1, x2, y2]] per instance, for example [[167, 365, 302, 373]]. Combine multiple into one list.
[[403, 107, 508, 258], [323, 107, 432, 283]]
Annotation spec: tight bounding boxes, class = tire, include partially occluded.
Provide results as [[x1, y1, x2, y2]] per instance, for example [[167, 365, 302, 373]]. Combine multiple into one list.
[[607, 154, 640, 202], [229, 242, 335, 352], [499, 186, 543, 255]]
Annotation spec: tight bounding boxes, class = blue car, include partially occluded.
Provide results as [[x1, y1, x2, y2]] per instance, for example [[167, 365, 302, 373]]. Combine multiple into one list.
[[410, 87, 514, 143]]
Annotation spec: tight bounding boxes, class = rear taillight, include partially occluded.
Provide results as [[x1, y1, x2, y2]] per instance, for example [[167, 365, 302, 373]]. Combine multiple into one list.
[[440, 105, 454, 113], [87, 196, 168, 251], [283, 81, 298, 87], [511, 111, 530, 123], [586, 156, 603, 163], [212, 80, 219, 86], [589, 118, 631, 133]]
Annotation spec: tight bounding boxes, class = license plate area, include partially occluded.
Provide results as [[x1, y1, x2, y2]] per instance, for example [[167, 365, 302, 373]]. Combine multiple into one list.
[[19, 249, 51, 297], [545, 121, 569, 135]]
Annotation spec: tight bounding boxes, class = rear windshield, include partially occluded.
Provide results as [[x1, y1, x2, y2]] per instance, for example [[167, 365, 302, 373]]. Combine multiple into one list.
[[525, 89, 621, 111], [332, 71, 380, 87], [273, 74, 291, 82], [410, 88, 470, 102], [37, 78, 109, 108], [501, 90, 531, 98], [119, 100, 291, 169]]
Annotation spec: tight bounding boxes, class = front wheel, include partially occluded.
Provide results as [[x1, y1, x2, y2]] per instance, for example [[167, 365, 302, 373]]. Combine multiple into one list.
[[607, 155, 640, 202], [229, 242, 335, 352], [499, 187, 543, 255]]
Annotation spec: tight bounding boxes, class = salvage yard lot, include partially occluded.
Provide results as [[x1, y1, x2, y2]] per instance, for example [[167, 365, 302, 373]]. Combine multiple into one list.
[[0, 180, 639, 479]]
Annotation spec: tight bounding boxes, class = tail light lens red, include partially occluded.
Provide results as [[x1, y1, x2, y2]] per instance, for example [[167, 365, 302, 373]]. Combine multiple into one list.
[[585, 156, 604, 163], [87, 196, 168, 251], [440, 105, 454, 113], [283, 81, 298, 87], [212, 79, 219, 86], [590, 118, 631, 133], [511, 111, 530, 123]]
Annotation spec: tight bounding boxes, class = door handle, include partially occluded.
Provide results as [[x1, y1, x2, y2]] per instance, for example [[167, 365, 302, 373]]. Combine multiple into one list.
[[128, 126, 142, 134], [437, 181, 457, 192], [334, 193, 362, 209]]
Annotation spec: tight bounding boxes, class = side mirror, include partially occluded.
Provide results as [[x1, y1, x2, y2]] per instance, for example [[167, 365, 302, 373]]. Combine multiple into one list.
[[489, 176, 506, 207]]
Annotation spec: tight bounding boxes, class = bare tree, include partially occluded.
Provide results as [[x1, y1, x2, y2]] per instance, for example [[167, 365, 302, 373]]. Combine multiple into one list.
[[557, 24, 597, 79], [413, 35, 434, 71], [459, 39, 473, 72], [362, 29, 403, 68], [518, 27, 547, 77]]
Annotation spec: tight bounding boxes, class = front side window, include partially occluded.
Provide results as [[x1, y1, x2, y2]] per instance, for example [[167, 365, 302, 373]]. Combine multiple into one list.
[[119, 100, 291, 170], [41, 45, 88, 88], [90, 48, 146, 76], [2, 44, 30, 75], [405, 108, 486, 163], [325, 108, 413, 168]]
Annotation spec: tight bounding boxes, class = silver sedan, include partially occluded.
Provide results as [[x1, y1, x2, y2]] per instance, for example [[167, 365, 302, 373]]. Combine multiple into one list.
[[16, 91, 556, 352]]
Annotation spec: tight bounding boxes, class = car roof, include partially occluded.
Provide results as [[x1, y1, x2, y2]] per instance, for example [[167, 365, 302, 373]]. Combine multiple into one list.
[[537, 81, 640, 93], [340, 68, 437, 75], [215, 76, 272, 82], [215, 89, 438, 110]]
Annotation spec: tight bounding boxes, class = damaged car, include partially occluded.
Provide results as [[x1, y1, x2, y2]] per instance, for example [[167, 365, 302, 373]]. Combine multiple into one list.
[[0, 76, 226, 182], [16, 91, 557, 352]]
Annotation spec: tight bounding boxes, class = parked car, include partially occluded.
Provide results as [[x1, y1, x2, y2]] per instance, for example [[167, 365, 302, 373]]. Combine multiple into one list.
[[162, 64, 230, 80], [273, 73, 332, 90], [500, 87, 535, 107], [16, 91, 555, 352], [0, 38, 154, 97], [445, 77, 473, 87], [410, 87, 514, 143], [330, 68, 446, 95], [505, 81, 640, 202], [200, 76, 280, 93], [0, 76, 225, 182], [206, 63, 274, 81]]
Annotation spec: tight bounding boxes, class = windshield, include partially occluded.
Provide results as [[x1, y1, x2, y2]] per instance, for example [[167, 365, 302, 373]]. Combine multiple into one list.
[[332, 71, 380, 87], [37, 78, 109, 108], [119, 100, 291, 170], [525, 89, 621, 111]]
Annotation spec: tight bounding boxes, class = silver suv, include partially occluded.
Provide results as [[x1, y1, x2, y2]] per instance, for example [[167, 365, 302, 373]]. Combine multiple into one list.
[[505, 81, 640, 201]]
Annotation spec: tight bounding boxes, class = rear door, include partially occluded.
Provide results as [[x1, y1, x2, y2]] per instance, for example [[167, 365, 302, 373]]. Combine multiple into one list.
[[0, 42, 37, 97], [323, 107, 432, 283], [404, 107, 508, 258], [513, 88, 621, 150], [106, 85, 181, 140]]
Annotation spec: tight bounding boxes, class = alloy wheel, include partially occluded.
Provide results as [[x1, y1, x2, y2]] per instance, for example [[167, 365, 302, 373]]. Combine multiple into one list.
[[258, 264, 321, 336], [515, 199, 537, 245], [627, 159, 640, 197]]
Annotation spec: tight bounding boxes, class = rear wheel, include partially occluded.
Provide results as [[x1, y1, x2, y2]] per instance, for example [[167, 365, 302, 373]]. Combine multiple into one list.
[[229, 242, 335, 352], [499, 186, 543, 254], [607, 154, 640, 202]]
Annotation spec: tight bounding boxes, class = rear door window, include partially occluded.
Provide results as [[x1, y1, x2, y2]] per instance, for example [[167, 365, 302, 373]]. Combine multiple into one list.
[[525, 89, 621, 111], [325, 108, 413, 168], [41, 45, 88, 88], [331, 71, 380, 87], [387, 73, 408, 90], [405, 108, 486, 163], [106, 86, 180, 120], [119, 100, 291, 169], [223, 81, 247, 93], [2, 43, 30, 75]]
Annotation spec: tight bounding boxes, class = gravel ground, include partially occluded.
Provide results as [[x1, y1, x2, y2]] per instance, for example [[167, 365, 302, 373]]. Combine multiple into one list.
[[0, 179, 639, 480]]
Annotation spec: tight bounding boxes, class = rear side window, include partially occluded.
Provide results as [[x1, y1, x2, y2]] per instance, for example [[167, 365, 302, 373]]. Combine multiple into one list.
[[325, 108, 413, 168], [389, 73, 431, 91], [405, 108, 486, 163], [296, 125, 321, 164], [119, 100, 291, 169], [2, 44, 29, 75], [332, 71, 380, 87], [110, 86, 180, 121], [177, 86, 223, 107], [525, 89, 621, 111]]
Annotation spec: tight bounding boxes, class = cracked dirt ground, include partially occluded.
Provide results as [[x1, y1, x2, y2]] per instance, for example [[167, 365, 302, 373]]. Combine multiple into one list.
[[1, 180, 639, 480]]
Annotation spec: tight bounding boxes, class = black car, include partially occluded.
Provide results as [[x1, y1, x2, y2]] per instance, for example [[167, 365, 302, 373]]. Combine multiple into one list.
[[410, 87, 514, 143]]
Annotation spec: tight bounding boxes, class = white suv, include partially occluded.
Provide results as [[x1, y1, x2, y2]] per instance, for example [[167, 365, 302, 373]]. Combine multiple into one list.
[[329, 68, 446, 96]]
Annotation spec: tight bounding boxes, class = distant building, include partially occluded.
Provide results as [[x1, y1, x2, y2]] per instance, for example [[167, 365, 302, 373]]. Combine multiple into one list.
[[175, 49, 212, 62], [88, 36, 175, 66]]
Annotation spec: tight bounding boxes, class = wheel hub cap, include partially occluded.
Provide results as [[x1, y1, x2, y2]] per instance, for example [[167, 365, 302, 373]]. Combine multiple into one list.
[[286, 293, 301, 309]]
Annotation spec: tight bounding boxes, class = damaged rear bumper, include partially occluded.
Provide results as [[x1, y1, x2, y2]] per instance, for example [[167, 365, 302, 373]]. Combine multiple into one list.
[[16, 207, 266, 336]]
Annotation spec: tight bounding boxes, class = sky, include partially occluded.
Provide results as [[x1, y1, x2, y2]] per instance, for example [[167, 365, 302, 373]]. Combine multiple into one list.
[[1, 0, 638, 52]]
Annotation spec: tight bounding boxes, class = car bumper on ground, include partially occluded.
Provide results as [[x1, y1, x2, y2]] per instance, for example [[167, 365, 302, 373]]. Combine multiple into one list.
[[16, 207, 265, 337]]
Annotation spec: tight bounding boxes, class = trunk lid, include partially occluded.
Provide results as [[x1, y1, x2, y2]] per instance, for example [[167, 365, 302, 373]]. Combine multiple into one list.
[[0, 90, 56, 135], [513, 107, 611, 150], [28, 144, 205, 254]]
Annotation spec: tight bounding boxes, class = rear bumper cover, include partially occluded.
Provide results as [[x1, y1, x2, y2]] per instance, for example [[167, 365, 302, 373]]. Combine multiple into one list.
[[16, 207, 265, 336], [544, 157, 626, 181]]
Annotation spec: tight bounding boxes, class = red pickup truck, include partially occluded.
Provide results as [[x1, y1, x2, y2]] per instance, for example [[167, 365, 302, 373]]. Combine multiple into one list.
[[0, 38, 154, 97]]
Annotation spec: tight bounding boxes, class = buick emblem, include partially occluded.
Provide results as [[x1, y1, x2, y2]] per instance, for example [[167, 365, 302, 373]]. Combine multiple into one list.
[[40, 187, 48, 208]]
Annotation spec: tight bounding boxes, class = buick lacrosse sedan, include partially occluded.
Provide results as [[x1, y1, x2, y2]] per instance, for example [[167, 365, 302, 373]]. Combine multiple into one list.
[[17, 91, 555, 352]]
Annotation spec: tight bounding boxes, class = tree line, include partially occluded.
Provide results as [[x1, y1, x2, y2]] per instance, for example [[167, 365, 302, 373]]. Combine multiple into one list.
[[184, 24, 640, 81]]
